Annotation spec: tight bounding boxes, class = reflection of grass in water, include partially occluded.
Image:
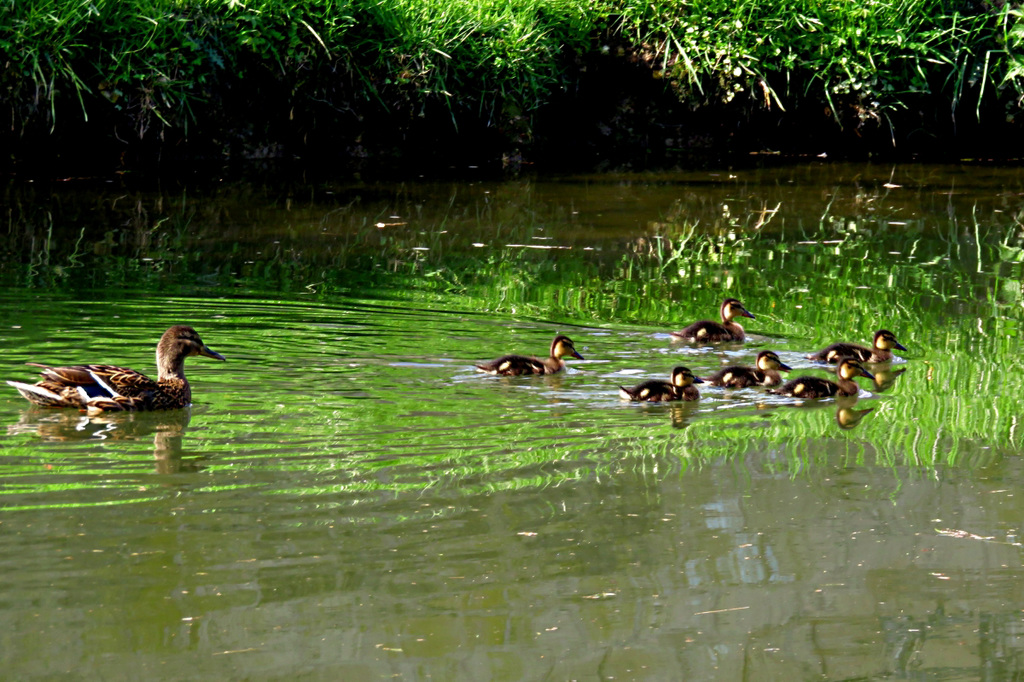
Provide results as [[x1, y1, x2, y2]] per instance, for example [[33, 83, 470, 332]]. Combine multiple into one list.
[[3, 182, 1024, 506]]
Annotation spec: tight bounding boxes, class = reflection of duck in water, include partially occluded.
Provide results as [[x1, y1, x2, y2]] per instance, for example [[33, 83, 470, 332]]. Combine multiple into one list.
[[836, 404, 874, 430], [620, 366, 703, 402], [476, 335, 583, 375], [705, 350, 792, 388], [768, 358, 874, 399], [7, 408, 200, 473], [807, 329, 906, 364], [672, 298, 754, 343], [6, 326, 225, 415], [870, 366, 906, 393]]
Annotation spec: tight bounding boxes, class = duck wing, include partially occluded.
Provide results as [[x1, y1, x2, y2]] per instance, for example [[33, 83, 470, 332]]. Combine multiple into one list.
[[769, 376, 839, 399], [706, 365, 761, 387], [29, 363, 159, 399], [619, 380, 678, 402], [476, 354, 552, 376], [672, 320, 735, 342], [806, 343, 871, 363]]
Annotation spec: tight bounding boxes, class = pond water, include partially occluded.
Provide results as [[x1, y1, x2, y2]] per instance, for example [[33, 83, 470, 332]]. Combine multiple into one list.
[[1, 163, 1022, 680]]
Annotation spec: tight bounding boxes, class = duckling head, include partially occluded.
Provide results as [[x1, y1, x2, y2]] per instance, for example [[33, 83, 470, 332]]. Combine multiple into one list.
[[872, 329, 907, 352], [756, 350, 791, 372], [552, 335, 584, 360], [837, 357, 875, 381], [722, 298, 755, 322], [671, 366, 703, 387]]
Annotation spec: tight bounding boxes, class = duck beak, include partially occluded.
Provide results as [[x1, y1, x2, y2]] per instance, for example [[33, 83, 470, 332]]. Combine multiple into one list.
[[859, 366, 875, 380], [739, 308, 755, 319], [200, 345, 226, 361], [894, 341, 907, 351], [692, 376, 705, 384], [778, 362, 793, 372], [572, 350, 584, 360]]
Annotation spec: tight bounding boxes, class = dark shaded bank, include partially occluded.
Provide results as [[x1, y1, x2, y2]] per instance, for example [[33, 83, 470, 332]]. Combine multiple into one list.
[[4, 0, 1024, 179]]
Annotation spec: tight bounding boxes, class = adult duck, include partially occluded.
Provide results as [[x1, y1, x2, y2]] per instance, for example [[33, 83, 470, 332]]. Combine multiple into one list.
[[7, 325, 225, 415]]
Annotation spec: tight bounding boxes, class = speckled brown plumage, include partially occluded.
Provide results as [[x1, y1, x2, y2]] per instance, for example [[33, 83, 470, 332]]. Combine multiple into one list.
[[7, 325, 225, 415]]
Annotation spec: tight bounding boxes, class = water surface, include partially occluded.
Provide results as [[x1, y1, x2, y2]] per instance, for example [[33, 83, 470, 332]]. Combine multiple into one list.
[[1, 164, 1022, 679]]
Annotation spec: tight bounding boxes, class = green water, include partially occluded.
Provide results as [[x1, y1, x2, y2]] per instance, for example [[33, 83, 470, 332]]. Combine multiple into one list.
[[1, 164, 1022, 680]]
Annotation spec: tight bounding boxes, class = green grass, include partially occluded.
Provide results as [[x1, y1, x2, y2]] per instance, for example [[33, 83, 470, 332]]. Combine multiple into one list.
[[1, 0, 1023, 165]]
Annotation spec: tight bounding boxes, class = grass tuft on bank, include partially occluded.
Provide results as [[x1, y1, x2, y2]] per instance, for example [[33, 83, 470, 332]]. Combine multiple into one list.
[[2, 0, 1024, 170]]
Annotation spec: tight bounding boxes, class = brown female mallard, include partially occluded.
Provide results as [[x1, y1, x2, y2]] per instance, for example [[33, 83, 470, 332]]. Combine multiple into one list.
[[768, 357, 874, 399], [705, 350, 792, 388], [475, 334, 583, 376], [807, 329, 906, 364], [619, 366, 703, 402], [672, 298, 754, 343], [6, 325, 225, 415]]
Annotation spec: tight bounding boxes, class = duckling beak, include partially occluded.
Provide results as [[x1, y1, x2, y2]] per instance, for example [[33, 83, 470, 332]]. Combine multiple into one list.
[[199, 345, 226, 361], [777, 361, 793, 372], [692, 376, 704, 384], [893, 341, 907, 352], [739, 308, 755, 319], [858, 366, 875, 380], [571, 350, 584, 360]]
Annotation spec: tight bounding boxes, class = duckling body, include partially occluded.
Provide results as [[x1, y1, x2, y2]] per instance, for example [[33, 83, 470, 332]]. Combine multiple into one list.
[[6, 325, 225, 415], [768, 358, 874, 399], [476, 334, 583, 376], [807, 329, 906, 364], [706, 350, 792, 388], [620, 366, 703, 402], [672, 298, 754, 343]]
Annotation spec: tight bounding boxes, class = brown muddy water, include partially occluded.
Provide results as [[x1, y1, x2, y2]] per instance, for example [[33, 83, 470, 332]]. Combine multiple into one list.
[[0, 163, 1022, 680]]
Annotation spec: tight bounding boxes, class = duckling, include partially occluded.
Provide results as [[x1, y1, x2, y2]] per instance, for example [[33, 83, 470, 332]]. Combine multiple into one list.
[[672, 298, 754, 343], [476, 334, 583, 376], [705, 350, 792, 388], [6, 325, 225, 414], [619, 366, 704, 402], [768, 357, 874, 399], [807, 329, 906, 364]]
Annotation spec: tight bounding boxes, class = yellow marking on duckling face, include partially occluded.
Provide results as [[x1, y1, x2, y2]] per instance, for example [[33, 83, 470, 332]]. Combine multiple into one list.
[[722, 372, 734, 385], [792, 383, 805, 395], [498, 361, 511, 372]]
